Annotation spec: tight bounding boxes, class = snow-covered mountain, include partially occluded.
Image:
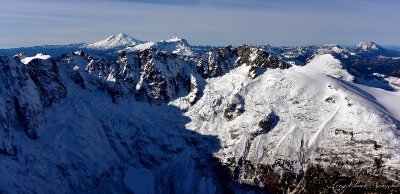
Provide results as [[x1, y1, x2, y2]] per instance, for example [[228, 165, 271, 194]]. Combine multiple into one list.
[[20, 53, 51, 64], [125, 37, 195, 56], [85, 33, 144, 50], [0, 43, 83, 58], [352, 41, 400, 58], [356, 41, 381, 51], [173, 53, 400, 193], [1, 37, 400, 193]]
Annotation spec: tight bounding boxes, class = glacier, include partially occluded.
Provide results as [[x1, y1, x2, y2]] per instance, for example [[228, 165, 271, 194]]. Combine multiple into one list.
[[0, 34, 400, 193]]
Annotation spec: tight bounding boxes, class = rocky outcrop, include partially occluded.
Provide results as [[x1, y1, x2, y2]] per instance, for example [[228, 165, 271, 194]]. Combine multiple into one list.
[[349, 56, 400, 75], [256, 111, 278, 134], [390, 70, 400, 78], [0, 56, 43, 142], [26, 59, 67, 107], [0, 44, 313, 193], [65, 45, 287, 103], [205, 46, 239, 77], [237, 45, 289, 78]]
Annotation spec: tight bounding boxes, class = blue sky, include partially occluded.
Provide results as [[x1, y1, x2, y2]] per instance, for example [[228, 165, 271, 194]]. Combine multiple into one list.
[[0, 0, 399, 48]]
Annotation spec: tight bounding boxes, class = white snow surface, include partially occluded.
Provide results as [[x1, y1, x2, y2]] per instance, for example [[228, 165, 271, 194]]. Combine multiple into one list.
[[1, 50, 400, 193], [125, 37, 194, 56], [86, 33, 144, 49], [357, 41, 380, 51], [0, 54, 220, 193], [318, 44, 343, 54], [20, 53, 51, 64], [0, 72, 220, 193], [172, 53, 400, 183], [306, 54, 354, 81]]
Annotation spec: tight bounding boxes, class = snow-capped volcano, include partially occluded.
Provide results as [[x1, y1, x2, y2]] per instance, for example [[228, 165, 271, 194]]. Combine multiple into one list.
[[85, 33, 144, 50], [1, 37, 400, 193]]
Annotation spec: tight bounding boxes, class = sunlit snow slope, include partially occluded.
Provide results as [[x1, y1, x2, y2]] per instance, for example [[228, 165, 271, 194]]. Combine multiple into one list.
[[85, 33, 144, 50], [173, 54, 400, 192], [0, 39, 399, 194]]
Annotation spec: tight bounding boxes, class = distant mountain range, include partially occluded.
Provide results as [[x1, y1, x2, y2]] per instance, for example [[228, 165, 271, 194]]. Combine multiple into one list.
[[1, 33, 400, 193], [2, 32, 399, 59]]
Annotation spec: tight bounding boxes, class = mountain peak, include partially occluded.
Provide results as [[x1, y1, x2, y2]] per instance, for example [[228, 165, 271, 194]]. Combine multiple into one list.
[[20, 53, 51, 64], [86, 33, 144, 50], [163, 36, 189, 45], [356, 41, 381, 51], [115, 33, 130, 39], [168, 36, 184, 42], [117, 32, 128, 36]]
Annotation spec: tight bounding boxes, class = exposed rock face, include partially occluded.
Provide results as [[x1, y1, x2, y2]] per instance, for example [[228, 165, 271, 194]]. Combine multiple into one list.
[[134, 49, 190, 102], [0, 44, 286, 144], [349, 56, 400, 75], [53, 45, 286, 104], [206, 46, 239, 77], [26, 59, 67, 107], [0, 56, 43, 143], [238, 45, 289, 78], [1, 41, 400, 194], [390, 70, 400, 78], [179, 53, 400, 193], [256, 111, 278, 134], [0, 56, 67, 142], [223, 103, 244, 121]]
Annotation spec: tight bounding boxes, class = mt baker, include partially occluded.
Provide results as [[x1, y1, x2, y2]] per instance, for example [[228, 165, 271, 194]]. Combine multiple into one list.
[[0, 33, 399, 194]]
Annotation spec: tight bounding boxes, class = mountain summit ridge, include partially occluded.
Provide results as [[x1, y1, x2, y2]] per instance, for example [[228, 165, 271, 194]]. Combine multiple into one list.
[[0, 36, 400, 193], [85, 33, 144, 50], [356, 41, 381, 51]]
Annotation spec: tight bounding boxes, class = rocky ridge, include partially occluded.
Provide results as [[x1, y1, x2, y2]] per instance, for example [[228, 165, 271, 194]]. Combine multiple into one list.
[[0, 36, 399, 193]]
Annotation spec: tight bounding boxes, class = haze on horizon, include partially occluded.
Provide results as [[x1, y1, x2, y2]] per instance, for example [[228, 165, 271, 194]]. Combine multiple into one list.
[[0, 0, 399, 48]]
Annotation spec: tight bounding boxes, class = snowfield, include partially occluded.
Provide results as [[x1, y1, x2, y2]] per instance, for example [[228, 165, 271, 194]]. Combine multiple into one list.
[[125, 37, 195, 56], [20, 53, 51, 64], [1, 35, 400, 193], [173, 54, 400, 189], [85, 33, 144, 50]]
